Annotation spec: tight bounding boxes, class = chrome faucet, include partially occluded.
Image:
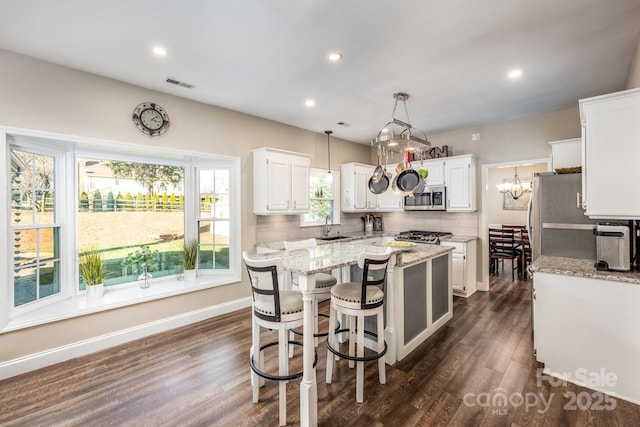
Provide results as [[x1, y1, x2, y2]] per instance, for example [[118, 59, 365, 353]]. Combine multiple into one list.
[[323, 215, 332, 236]]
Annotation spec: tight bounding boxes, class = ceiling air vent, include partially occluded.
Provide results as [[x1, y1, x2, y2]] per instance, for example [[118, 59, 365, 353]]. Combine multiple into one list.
[[337, 121, 351, 127], [165, 77, 194, 89]]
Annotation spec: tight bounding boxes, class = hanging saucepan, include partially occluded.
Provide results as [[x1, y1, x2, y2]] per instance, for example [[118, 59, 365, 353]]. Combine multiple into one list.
[[371, 144, 384, 184], [395, 151, 420, 194], [368, 170, 389, 194], [412, 151, 427, 195]]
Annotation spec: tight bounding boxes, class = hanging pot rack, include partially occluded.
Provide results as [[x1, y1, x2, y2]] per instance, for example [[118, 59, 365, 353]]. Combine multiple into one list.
[[371, 92, 431, 155]]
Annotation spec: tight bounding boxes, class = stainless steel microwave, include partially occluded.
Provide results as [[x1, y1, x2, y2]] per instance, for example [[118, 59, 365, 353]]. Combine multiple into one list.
[[404, 186, 446, 211]]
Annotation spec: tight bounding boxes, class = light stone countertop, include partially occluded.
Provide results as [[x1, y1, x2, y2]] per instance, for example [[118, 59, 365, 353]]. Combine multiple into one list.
[[529, 256, 640, 285], [442, 235, 478, 243], [256, 231, 397, 251], [249, 237, 452, 274]]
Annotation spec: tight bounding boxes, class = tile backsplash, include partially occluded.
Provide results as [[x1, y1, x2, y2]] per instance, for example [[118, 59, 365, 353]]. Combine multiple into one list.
[[255, 211, 479, 247]]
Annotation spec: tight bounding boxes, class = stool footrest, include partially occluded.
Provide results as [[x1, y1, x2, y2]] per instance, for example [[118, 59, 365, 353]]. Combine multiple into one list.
[[250, 340, 318, 382], [326, 329, 388, 362], [290, 314, 340, 338]]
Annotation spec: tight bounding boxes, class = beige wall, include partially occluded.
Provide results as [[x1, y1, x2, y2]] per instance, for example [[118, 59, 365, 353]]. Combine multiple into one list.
[[487, 163, 548, 226], [0, 49, 370, 363], [626, 34, 640, 89]]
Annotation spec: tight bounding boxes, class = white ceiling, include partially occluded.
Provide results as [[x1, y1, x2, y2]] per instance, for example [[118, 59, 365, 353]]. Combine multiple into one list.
[[0, 0, 639, 144]]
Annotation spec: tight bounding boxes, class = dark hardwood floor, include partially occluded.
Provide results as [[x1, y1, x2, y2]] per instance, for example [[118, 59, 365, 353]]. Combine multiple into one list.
[[1, 267, 639, 426]]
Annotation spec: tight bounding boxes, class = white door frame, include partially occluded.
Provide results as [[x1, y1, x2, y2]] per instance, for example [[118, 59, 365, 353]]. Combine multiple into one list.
[[479, 157, 550, 291]]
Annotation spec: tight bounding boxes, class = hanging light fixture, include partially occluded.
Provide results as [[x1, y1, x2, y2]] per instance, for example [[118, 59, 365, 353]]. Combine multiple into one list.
[[372, 92, 430, 151], [325, 130, 333, 183], [496, 166, 532, 199]]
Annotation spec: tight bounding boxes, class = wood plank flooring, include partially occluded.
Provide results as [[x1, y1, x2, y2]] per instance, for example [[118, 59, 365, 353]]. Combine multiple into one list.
[[1, 271, 639, 426]]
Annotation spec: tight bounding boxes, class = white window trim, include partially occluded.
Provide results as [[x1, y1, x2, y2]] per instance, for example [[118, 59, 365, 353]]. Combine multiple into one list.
[[299, 168, 341, 228], [1, 126, 242, 333]]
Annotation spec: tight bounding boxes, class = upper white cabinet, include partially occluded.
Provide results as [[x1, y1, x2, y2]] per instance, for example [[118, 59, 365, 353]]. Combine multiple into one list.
[[341, 163, 402, 212], [444, 154, 476, 212], [549, 138, 581, 171], [253, 147, 311, 215], [579, 88, 640, 219], [423, 159, 445, 186]]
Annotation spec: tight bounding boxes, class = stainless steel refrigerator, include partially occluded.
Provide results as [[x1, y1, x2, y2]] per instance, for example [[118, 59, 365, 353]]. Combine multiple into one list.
[[527, 172, 597, 261]]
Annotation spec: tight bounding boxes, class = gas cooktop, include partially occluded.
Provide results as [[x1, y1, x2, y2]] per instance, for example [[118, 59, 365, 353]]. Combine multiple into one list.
[[395, 230, 453, 244]]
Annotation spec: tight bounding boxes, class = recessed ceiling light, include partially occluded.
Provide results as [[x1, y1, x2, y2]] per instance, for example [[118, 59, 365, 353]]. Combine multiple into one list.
[[153, 46, 167, 56], [305, 99, 315, 108], [507, 69, 523, 79], [327, 52, 343, 62]]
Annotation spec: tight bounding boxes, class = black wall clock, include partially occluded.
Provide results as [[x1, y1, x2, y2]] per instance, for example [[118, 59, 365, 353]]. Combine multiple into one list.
[[132, 102, 170, 136]]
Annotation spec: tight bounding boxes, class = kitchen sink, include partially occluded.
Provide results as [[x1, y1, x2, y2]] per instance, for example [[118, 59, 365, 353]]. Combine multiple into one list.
[[317, 235, 349, 241]]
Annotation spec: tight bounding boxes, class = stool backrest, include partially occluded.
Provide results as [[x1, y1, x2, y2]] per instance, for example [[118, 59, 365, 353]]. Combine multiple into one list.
[[357, 249, 392, 309], [284, 238, 317, 251], [242, 251, 285, 322]]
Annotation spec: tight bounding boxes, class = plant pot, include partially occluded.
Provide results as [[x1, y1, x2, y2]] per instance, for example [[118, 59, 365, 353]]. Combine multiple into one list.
[[86, 283, 104, 302], [184, 268, 197, 281]]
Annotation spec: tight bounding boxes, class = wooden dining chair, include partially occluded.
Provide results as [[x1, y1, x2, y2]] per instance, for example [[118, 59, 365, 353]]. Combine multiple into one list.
[[521, 228, 532, 277], [489, 228, 522, 281]]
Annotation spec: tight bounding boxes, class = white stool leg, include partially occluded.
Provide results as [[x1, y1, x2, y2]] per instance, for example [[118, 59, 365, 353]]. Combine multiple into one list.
[[348, 315, 356, 368], [356, 313, 365, 403], [377, 309, 386, 384], [288, 329, 295, 358], [325, 302, 336, 384], [251, 316, 261, 402], [278, 326, 287, 426]]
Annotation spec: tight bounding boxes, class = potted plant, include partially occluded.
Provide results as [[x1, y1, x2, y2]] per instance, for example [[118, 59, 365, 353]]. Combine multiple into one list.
[[181, 238, 198, 281], [78, 246, 106, 301], [123, 244, 159, 288]]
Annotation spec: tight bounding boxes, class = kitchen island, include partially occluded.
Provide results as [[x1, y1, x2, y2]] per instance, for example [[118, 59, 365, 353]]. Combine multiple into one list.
[[530, 256, 640, 404], [245, 237, 453, 426]]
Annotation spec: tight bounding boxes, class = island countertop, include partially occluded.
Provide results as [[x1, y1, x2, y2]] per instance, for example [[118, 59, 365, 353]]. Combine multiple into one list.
[[530, 255, 640, 285], [249, 237, 452, 273]]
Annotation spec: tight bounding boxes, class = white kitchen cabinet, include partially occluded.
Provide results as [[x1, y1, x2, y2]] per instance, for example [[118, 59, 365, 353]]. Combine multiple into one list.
[[341, 163, 402, 212], [252, 147, 311, 215], [532, 270, 640, 403], [423, 159, 445, 186], [579, 88, 640, 219], [444, 154, 476, 211], [440, 239, 477, 297], [549, 138, 581, 171]]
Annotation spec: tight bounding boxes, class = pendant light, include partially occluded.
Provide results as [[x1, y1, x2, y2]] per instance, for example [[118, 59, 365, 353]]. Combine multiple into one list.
[[325, 130, 333, 183], [496, 166, 532, 199]]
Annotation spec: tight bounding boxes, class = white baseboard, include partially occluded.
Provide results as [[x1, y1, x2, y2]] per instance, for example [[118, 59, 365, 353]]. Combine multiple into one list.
[[0, 297, 252, 381]]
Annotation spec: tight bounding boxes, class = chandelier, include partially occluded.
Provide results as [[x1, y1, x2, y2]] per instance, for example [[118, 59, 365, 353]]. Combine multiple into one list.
[[372, 92, 430, 152], [496, 166, 532, 199]]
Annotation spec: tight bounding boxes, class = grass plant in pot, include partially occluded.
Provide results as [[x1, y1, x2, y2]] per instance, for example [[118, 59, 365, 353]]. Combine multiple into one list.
[[181, 238, 198, 281], [78, 246, 106, 301]]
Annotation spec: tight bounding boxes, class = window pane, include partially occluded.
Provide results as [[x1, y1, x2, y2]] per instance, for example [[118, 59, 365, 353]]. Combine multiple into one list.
[[198, 220, 229, 270], [303, 168, 335, 224], [78, 158, 185, 286], [214, 194, 229, 219], [39, 261, 60, 298], [214, 170, 229, 194], [14, 266, 37, 306], [14, 229, 36, 268], [11, 149, 56, 225]]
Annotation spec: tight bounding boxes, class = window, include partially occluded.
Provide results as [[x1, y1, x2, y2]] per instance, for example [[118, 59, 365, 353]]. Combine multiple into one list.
[[77, 157, 186, 288], [300, 168, 340, 227], [11, 149, 61, 307], [2, 128, 241, 330]]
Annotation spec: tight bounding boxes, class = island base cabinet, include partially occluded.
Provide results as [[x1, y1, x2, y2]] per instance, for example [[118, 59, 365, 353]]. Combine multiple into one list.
[[394, 253, 452, 361], [533, 272, 640, 403]]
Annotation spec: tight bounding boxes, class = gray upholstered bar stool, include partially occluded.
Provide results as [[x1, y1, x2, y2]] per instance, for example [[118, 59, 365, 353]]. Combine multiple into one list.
[[284, 238, 338, 348], [325, 249, 391, 403], [242, 251, 316, 427]]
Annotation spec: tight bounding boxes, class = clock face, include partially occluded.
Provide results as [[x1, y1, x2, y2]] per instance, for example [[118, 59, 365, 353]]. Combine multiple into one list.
[[132, 102, 170, 136]]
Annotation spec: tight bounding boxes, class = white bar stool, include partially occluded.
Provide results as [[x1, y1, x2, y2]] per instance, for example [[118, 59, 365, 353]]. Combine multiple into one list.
[[242, 251, 317, 426], [325, 249, 391, 403], [284, 238, 338, 348]]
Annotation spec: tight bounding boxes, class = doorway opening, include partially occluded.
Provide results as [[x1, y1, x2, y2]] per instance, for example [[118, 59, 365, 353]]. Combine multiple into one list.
[[479, 158, 550, 291]]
